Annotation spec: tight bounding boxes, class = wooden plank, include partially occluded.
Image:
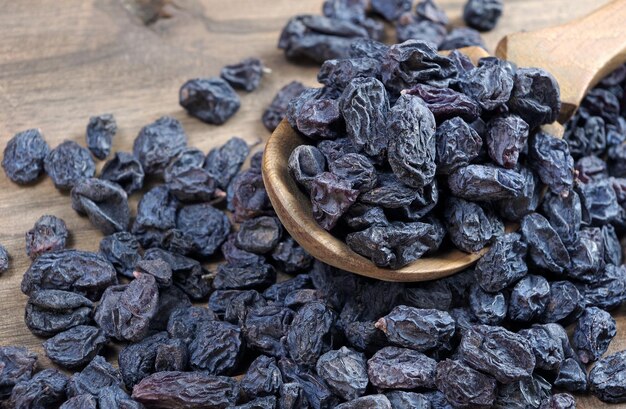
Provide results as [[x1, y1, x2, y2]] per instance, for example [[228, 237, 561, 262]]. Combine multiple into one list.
[[0, 0, 621, 407]]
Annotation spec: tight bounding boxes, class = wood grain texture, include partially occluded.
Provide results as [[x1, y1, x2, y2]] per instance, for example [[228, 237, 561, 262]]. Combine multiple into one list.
[[0, 0, 621, 407]]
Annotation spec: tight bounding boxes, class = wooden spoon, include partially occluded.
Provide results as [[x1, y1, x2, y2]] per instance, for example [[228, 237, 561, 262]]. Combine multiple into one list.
[[262, 0, 626, 282]]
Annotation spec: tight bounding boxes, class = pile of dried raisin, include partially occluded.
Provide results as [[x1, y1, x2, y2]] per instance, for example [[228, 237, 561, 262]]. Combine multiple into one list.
[[1, 1, 626, 407], [286, 37, 563, 269]]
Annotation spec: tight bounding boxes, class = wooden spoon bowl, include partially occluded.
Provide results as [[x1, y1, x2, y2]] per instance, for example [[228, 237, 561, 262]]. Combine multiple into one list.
[[262, 0, 626, 282]]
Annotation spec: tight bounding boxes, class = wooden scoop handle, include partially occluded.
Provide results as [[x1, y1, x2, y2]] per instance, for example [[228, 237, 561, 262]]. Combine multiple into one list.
[[496, 0, 626, 123]]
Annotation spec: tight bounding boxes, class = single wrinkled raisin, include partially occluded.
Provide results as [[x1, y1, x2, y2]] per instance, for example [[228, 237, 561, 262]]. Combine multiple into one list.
[[486, 114, 529, 168], [459, 325, 535, 384], [21, 250, 117, 300], [576, 263, 626, 311], [213, 261, 276, 291], [240, 355, 283, 401], [100, 152, 145, 195], [508, 68, 561, 129], [86, 114, 116, 159], [341, 77, 389, 159], [475, 232, 527, 292], [528, 131, 575, 196], [71, 178, 130, 234], [221, 57, 264, 92], [286, 301, 336, 367], [236, 216, 283, 254], [188, 320, 242, 375], [278, 15, 369, 64], [163, 147, 205, 183], [435, 116, 482, 175], [497, 165, 542, 221], [521, 212, 570, 273], [204, 137, 250, 189], [508, 275, 550, 323], [316, 347, 368, 401], [329, 153, 377, 192], [387, 93, 436, 188], [133, 116, 188, 176], [2, 128, 49, 184], [540, 281, 583, 325], [336, 395, 392, 409], [404, 83, 480, 122], [376, 306, 455, 351], [278, 382, 309, 409], [94, 273, 159, 342], [180, 77, 240, 125], [132, 371, 239, 409], [99, 231, 142, 278], [25, 290, 93, 337], [555, 357, 588, 393], [347, 221, 443, 268], [436, 359, 497, 407], [176, 203, 230, 258], [589, 350, 626, 403], [243, 304, 294, 357], [463, 0, 503, 31], [44, 140, 96, 191], [540, 190, 582, 246], [309, 172, 359, 230], [25, 215, 68, 260], [572, 307, 616, 364], [566, 227, 605, 282], [367, 346, 436, 389], [469, 284, 507, 325], [318, 57, 380, 91], [43, 325, 107, 368], [292, 93, 344, 140], [493, 375, 552, 408], [459, 57, 514, 111], [135, 258, 173, 287], [444, 197, 499, 253], [381, 40, 457, 95], [449, 164, 525, 201], [578, 178, 625, 226], [229, 168, 274, 222]]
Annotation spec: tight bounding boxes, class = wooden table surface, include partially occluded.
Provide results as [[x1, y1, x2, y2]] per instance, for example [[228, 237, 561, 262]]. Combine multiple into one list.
[[0, 0, 622, 407]]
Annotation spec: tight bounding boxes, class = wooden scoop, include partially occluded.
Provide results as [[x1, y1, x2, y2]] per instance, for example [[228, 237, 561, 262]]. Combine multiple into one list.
[[262, 0, 626, 282]]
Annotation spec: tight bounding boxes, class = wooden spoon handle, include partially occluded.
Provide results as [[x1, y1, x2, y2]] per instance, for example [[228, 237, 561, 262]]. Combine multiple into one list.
[[496, 0, 626, 123]]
